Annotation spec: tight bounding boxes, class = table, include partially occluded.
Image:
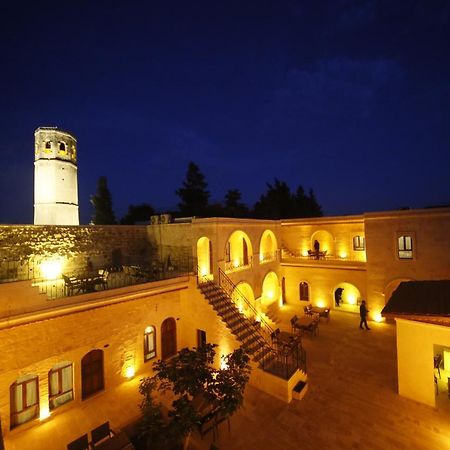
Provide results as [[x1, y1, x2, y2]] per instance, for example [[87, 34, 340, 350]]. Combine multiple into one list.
[[95, 431, 134, 450], [277, 331, 299, 347]]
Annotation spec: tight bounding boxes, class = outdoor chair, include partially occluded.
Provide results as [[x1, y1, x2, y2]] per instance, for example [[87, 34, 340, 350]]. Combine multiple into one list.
[[304, 305, 313, 316], [96, 269, 109, 289], [91, 421, 115, 447], [67, 434, 89, 450]]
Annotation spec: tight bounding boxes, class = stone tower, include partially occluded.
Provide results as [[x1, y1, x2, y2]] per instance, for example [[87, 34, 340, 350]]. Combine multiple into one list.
[[34, 127, 79, 225]]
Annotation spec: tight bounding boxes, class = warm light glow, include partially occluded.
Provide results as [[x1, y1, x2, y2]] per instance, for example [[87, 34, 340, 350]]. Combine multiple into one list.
[[125, 366, 135, 379], [339, 251, 347, 259], [233, 259, 240, 268], [145, 326, 152, 334], [220, 356, 228, 370], [302, 249, 309, 257], [40, 258, 63, 280], [347, 294, 356, 305], [316, 300, 325, 308], [40, 406, 50, 421], [373, 313, 383, 323], [200, 267, 208, 277], [267, 290, 274, 299]]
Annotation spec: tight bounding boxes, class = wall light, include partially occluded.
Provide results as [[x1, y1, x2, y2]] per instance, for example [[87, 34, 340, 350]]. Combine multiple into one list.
[[347, 294, 356, 305], [40, 257, 63, 280], [373, 313, 383, 323], [339, 251, 347, 259], [125, 365, 135, 379], [316, 299, 325, 308], [39, 406, 50, 421]]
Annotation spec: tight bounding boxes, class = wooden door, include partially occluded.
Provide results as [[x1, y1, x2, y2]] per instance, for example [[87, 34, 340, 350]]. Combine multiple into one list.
[[161, 318, 177, 360], [242, 238, 249, 265], [82, 350, 104, 400]]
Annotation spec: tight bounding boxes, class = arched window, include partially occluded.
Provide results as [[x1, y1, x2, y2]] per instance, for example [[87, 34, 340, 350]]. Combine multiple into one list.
[[10, 375, 39, 428], [81, 349, 104, 400], [49, 362, 73, 410], [161, 318, 177, 360], [299, 282, 309, 301], [45, 141, 51, 149], [144, 326, 156, 361], [59, 142, 66, 151]]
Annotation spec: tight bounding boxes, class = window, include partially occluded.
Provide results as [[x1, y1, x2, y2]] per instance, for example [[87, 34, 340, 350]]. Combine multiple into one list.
[[197, 329, 207, 349], [59, 142, 66, 151], [299, 282, 309, 301], [398, 235, 413, 259], [10, 375, 39, 428], [49, 362, 73, 410], [353, 236, 365, 251], [45, 141, 51, 149], [144, 326, 156, 361]]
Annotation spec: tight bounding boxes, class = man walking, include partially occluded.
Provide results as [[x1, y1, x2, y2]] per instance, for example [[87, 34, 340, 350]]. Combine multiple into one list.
[[359, 300, 370, 330]]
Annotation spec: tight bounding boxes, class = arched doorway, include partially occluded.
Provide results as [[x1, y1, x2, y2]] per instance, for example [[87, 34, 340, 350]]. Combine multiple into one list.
[[197, 237, 213, 278], [82, 349, 104, 400], [259, 230, 277, 262], [261, 271, 280, 306], [161, 318, 177, 360], [232, 282, 256, 319], [225, 230, 253, 272], [311, 230, 335, 257], [333, 282, 362, 313]]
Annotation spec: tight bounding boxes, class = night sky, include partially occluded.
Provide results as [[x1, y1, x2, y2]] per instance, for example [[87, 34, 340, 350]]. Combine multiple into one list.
[[1, 1, 449, 224]]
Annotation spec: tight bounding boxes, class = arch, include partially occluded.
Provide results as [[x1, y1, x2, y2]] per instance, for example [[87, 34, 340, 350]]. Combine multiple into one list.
[[232, 282, 256, 319], [81, 349, 104, 400], [299, 281, 309, 301], [225, 230, 253, 271], [384, 278, 414, 305], [332, 282, 362, 313], [311, 230, 335, 256], [259, 229, 278, 263], [261, 271, 280, 305], [161, 317, 177, 360], [197, 237, 213, 278]]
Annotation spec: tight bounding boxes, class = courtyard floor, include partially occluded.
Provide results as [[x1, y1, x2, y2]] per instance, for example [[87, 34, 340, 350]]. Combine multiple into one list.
[[4, 309, 450, 450]]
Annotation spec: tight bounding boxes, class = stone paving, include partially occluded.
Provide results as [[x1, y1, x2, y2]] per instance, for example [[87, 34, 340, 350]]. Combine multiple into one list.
[[4, 308, 450, 450]]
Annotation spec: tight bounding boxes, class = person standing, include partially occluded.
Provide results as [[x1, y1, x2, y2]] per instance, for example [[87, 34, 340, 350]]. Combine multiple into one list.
[[359, 300, 370, 330]]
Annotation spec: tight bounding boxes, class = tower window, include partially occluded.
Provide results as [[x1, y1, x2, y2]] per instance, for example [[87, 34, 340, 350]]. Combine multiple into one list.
[[59, 142, 65, 151], [45, 141, 51, 149], [398, 235, 413, 259]]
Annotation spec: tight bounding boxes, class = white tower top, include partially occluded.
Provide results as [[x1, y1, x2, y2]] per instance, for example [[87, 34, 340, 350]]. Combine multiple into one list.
[[34, 127, 79, 225]]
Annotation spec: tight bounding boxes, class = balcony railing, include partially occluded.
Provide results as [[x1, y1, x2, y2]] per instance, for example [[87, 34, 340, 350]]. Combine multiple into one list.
[[281, 248, 366, 263], [224, 256, 253, 273]]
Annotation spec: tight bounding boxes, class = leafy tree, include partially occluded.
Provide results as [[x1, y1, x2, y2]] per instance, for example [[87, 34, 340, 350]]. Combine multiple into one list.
[[223, 189, 249, 218], [90, 176, 116, 224], [176, 162, 210, 217], [253, 179, 323, 219], [139, 344, 250, 449], [120, 203, 154, 224]]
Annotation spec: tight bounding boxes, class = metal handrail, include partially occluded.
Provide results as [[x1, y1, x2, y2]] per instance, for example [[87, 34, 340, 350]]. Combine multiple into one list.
[[281, 247, 366, 263], [218, 268, 274, 337]]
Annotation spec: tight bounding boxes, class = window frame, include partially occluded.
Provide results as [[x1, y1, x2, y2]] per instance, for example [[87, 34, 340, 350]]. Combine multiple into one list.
[[197, 329, 207, 349], [48, 362, 74, 410], [299, 282, 309, 301], [144, 326, 157, 362], [10, 375, 39, 428], [398, 234, 414, 259], [352, 235, 365, 251]]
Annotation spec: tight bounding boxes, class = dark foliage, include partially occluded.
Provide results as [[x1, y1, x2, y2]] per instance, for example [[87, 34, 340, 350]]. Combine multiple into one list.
[[90, 176, 116, 224], [120, 203, 155, 224]]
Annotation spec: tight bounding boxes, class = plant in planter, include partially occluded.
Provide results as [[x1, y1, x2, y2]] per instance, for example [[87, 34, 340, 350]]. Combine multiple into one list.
[[139, 344, 250, 450]]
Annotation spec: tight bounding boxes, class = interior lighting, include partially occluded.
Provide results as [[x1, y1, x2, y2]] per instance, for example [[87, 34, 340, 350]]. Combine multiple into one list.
[[200, 266, 208, 277], [347, 294, 356, 305], [233, 259, 240, 268], [317, 300, 325, 308], [40, 258, 63, 280], [339, 251, 347, 259], [145, 326, 152, 334], [267, 290, 274, 299]]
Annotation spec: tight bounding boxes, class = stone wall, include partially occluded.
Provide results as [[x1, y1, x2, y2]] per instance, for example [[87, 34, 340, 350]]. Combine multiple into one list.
[[0, 225, 156, 280]]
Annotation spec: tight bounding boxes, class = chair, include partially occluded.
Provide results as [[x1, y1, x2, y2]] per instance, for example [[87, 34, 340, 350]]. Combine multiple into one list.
[[304, 305, 313, 316], [96, 269, 109, 289], [67, 434, 89, 450], [91, 421, 115, 447]]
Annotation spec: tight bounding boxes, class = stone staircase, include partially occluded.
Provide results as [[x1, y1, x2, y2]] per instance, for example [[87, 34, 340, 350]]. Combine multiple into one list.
[[198, 281, 277, 370]]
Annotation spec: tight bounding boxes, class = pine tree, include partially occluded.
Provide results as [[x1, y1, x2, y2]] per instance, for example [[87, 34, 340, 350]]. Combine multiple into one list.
[[176, 162, 210, 217], [91, 176, 116, 224]]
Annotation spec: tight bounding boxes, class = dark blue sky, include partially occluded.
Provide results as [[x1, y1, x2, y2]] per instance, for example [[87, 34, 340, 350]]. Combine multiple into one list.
[[1, 0, 449, 224]]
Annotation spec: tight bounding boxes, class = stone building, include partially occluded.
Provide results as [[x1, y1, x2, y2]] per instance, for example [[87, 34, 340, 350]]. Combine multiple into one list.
[[0, 206, 449, 447], [34, 127, 79, 226]]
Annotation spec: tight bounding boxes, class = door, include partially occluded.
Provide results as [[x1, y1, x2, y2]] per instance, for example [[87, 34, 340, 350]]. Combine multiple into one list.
[[161, 318, 177, 360], [242, 238, 249, 266], [208, 240, 213, 275], [82, 350, 104, 400]]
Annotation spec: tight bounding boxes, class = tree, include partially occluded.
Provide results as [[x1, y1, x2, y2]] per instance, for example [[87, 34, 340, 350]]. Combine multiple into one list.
[[223, 189, 249, 218], [120, 203, 154, 224], [253, 179, 323, 219], [176, 162, 210, 217], [139, 344, 250, 449], [90, 176, 116, 224]]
